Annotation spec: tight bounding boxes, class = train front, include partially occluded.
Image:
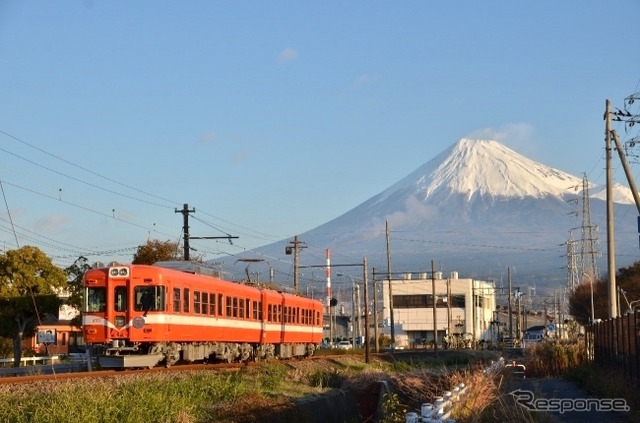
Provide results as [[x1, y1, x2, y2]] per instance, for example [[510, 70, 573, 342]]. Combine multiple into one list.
[[82, 264, 165, 368]]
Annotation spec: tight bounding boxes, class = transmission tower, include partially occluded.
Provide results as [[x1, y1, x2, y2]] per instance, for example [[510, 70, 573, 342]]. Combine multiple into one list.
[[566, 231, 579, 291], [579, 173, 599, 280]]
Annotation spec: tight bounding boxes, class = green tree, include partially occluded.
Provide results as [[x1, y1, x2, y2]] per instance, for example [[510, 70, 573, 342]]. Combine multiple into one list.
[[64, 256, 92, 327], [132, 239, 183, 265], [0, 246, 67, 366]]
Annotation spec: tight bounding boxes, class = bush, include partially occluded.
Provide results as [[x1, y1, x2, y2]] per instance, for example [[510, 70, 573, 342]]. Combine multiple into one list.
[[524, 340, 586, 378]]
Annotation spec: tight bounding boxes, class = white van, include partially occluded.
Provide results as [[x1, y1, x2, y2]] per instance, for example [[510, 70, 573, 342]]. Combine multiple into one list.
[[523, 332, 544, 347]]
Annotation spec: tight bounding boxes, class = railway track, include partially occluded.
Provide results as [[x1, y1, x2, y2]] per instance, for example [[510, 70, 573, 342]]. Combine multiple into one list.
[[0, 353, 362, 385]]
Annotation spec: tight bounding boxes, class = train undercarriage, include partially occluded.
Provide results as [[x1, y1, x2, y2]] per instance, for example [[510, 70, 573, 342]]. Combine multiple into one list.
[[97, 340, 318, 369]]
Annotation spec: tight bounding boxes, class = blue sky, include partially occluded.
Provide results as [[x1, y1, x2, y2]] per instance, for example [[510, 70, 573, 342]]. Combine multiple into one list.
[[0, 1, 639, 268]]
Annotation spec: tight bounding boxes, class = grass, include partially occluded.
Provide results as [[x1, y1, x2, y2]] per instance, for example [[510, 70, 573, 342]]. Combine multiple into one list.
[[0, 343, 612, 423]]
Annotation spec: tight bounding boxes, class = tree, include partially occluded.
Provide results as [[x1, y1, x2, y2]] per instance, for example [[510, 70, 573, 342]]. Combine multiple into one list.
[[569, 278, 607, 325], [64, 256, 92, 327], [0, 246, 67, 366], [615, 261, 640, 313], [132, 239, 183, 265]]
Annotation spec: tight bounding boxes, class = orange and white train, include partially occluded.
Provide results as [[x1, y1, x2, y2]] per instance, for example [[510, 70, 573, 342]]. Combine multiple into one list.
[[82, 264, 324, 368]]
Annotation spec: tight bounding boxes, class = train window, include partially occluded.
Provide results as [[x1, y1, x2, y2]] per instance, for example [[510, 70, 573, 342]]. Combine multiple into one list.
[[258, 301, 263, 320], [238, 298, 244, 318], [194, 291, 201, 314], [85, 287, 106, 312], [277, 305, 282, 323], [209, 293, 216, 315], [202, 293, 208, 315], [218, 294, 223, 316], [233, 297, 239, 318], [134, 286, 165, 315], [252, 301, 258, 320], [267, 304, 273, 322], [114, 287, 127, 312], [173, 288, 180, 312], [245, 299, 249, 318], [183, 289, 190, 313], [226, 296, 232, 317]]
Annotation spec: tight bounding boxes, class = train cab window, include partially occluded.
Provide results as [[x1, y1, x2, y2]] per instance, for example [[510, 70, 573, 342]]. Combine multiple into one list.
[[173, 288, 180, 312], [183, 289, 190, 313], [114, 287, 127, 312], [85, 287, 106, 312], [202, 293, 208, 315], [194, 291, 201, 314]]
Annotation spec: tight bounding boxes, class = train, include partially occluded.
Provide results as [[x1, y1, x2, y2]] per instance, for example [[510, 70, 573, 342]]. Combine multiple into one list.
[[82, 264, 324, 368]]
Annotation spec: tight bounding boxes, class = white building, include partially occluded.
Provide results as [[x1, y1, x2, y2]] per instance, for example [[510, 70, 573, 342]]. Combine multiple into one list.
[[378, 272, 496, 349]]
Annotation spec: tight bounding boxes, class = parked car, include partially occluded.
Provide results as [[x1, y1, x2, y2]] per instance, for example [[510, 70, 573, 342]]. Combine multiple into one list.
[[335, 340, 353, 350]]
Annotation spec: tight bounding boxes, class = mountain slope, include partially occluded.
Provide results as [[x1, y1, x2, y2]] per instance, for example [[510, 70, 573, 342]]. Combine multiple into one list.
[[215, 139, 638, 293]]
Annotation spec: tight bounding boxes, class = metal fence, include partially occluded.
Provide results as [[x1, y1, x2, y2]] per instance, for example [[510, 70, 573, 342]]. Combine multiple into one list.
[[589, 311, 640, 387]]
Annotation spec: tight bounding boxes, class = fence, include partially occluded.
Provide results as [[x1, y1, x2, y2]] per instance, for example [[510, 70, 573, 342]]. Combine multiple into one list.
[[0, 352, 89, 368], [588, 311, 640, 387]]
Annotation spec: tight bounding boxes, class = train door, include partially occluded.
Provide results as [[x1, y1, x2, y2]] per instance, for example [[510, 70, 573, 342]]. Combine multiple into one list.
[[110, 281, 129, 341], [260, 289, 268, 344], [83, 281, 108, 344]]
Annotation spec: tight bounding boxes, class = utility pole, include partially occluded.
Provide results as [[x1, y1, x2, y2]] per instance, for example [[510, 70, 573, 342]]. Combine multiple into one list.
[[431, 260, 438, 357], [372, 268, 379, 352], [385, 221, 396, 348], [363, 257, 370, 363], [508, 267, 513, 339], [285, 236, 306, 294], [175, 203, 238, 262], [605, 100, 618, 318], [175, 203, 195, 261]]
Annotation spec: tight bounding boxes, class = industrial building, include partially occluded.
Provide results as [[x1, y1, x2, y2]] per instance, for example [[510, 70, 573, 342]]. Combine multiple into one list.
[[378, 272, 497, 349]]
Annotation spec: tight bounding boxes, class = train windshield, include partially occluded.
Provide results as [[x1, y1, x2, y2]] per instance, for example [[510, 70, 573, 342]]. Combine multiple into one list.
[[134, 286, 166, 313], [85, 287, 106, 312]]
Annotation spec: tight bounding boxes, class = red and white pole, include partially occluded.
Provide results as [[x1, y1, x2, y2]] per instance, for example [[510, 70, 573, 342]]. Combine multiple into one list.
[[326, 249, 331, 313]]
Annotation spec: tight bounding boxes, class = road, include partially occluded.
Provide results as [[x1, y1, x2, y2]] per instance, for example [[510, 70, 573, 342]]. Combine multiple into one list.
[[502, 376, 634, 423]]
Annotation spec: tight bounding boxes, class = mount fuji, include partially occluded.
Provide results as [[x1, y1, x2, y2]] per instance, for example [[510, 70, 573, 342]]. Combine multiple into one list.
[[216, 139, 640, 294]]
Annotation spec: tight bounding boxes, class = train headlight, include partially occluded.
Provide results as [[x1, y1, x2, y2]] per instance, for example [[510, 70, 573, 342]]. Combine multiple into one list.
[[109, 267, 130, 278]]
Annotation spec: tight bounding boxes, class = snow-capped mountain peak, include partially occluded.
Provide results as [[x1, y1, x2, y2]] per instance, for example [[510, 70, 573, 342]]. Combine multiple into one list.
[[402, 139, 583, 201]]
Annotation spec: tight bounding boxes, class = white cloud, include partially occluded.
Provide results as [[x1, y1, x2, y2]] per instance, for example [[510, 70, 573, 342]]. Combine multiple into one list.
[[32, 215, 71, 234], [466, 123, 535, 153], [350, 73, 380, 90], [277, 47, 299, 63], [197, 131, 216, 145]]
